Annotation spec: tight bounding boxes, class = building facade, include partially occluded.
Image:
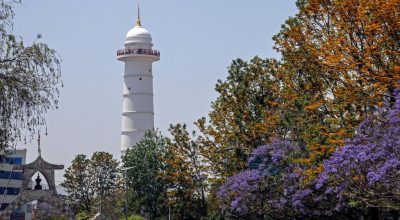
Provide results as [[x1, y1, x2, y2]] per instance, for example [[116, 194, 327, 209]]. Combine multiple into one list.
[[0, 149, 32, 219], [117, 8, 160, 154]]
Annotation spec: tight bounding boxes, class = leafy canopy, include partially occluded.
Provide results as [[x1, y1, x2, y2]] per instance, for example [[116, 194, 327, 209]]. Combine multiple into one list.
[[0, 0, 62, 150]]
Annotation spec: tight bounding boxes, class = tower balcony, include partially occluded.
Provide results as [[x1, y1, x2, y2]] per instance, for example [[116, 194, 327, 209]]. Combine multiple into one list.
[[117, 48, 160, 58]]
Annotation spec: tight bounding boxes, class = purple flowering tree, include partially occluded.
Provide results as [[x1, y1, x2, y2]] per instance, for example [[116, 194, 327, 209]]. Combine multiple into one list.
[[314, 92, 400, 217], [218, 93, 400, 219], [217, 169, 263, 218], [218, 140, 299, 219]]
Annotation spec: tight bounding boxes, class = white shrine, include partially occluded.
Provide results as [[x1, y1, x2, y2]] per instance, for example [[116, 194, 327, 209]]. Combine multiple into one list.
[[117, 6, 160, 154]]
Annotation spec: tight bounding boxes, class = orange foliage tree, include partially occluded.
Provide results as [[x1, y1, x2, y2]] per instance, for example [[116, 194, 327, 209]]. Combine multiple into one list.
[[197, 0, 400, 181], [161, 124, 208, 218], [273, 0, 400, 178]]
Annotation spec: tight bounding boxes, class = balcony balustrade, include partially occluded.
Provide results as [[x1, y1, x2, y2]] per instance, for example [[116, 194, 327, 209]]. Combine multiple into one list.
[[117, 48, 160, 57]]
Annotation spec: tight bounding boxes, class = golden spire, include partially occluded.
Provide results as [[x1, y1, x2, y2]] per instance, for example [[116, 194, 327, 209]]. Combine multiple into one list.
[[136, 3, 142, 26]]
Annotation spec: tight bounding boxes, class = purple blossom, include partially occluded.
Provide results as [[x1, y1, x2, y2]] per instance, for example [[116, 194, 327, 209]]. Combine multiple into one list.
[[314, 91, 400, 210], [219, 140, 298, 217], [248, 139, 297, 176], [218, 170, 262, 215], [218, 92, 400, 218]]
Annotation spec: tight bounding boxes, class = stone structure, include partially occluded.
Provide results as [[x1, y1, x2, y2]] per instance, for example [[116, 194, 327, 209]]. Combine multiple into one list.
[[0, 155, 75, 219]]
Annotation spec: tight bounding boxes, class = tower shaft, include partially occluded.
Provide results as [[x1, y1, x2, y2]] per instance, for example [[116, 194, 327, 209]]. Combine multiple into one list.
[[117, 14, 160, 154], [121, 59, 155, 153]]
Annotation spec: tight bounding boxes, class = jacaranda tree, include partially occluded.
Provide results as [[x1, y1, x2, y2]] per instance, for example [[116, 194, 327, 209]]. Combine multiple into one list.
[[313, 91, 400, 218], [218, 140, 301, 219], [217, 91, 400, 219]]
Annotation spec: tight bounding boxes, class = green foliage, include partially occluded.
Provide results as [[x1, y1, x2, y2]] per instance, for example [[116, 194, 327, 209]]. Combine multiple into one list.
[[0, 0, 62, 150], [61, 155, 91, 214], [196, 57, 283, 176], [62, 152, 121, 217], [76, 211, 89, 220], [90, 151, 120, 200], [123, 130, 169, 219]]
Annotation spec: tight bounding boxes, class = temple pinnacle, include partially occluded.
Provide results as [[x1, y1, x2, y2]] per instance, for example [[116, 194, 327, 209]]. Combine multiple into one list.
[[136, 4, 142, 26]]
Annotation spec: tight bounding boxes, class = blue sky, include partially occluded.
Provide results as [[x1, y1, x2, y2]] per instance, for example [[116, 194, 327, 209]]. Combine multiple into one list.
[[13, 0, 298, 182]]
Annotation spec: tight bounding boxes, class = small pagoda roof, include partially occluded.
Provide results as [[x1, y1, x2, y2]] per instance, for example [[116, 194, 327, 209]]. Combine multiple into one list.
[[21, 155, 64, 170]]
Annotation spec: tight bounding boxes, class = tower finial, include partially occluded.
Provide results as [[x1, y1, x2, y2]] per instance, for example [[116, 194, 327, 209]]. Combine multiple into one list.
[[136, 3, 142, 26]]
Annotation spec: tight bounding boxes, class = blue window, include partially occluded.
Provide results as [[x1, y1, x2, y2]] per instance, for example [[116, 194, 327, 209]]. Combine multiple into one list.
[[1, 157, 22, 165], [0, 187, 20, 195], [10, 211, 25, 219], [0, 171, 23, 180], [0, 203, 9, 211]]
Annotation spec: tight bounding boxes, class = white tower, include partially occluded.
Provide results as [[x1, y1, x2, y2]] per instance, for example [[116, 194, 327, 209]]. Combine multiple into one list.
[[117, 6, 160, 154]]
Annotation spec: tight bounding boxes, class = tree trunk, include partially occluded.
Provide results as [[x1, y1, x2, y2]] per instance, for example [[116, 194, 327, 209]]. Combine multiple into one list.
[[366, 207, 379, 220]]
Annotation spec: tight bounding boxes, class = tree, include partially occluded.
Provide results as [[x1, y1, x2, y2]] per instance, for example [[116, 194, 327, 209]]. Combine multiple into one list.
[[161, 124, 208, 219], [151, 0, 400, 218], [218, 140, 300, 219], [61, 154, 92, 214], [123, 130, 169, 219], [273, 0, 400, 177], [196, 57, 283, 177], [195, 56, 328, 182], [314, 92, 400, 218], [0, 0, 62, 150], [257, 92, 400, 219], [89, 151, 121, 217], [62, 152, 121, 218]]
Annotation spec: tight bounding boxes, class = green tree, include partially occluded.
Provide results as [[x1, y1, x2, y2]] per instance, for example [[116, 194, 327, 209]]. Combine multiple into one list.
[[76, 212, 90, 220], [89, 151, 121, 217], [123, 130, 169, 219], [196, 57, 284, 177], [62, 152, 121, 218], [61, 155, 92, 214], [0, 0, 62, 150]]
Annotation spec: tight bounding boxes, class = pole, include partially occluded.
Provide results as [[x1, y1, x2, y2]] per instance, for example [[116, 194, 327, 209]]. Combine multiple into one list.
[[98, 167, 103, 214], [125, 169, 128, 220], [121, 167, 134, 220], [166, 188, 175, 220]]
